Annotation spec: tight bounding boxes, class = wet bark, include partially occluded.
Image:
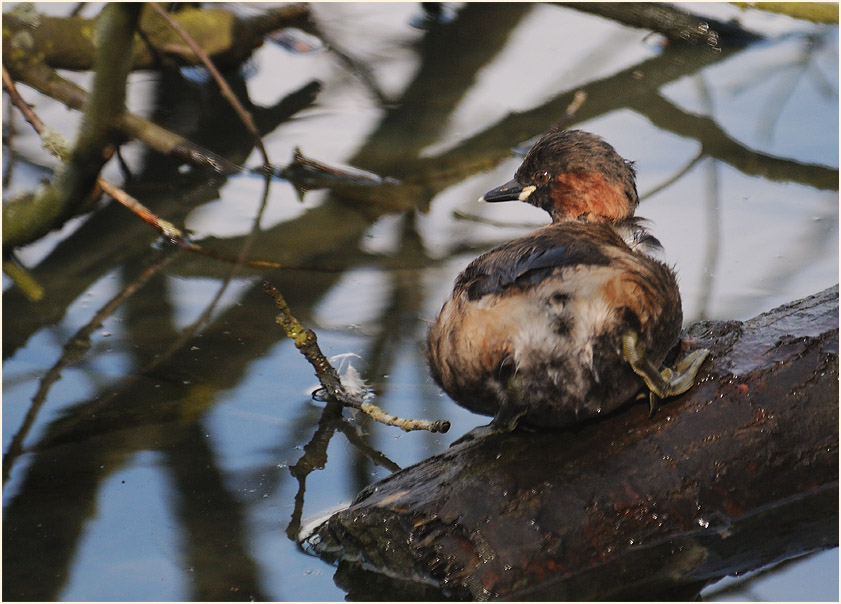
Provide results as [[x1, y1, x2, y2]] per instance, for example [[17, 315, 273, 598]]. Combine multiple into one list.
[[310, 285, 839, 601]]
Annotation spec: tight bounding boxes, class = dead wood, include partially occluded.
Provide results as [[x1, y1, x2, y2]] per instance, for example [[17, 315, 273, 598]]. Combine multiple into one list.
[[310, 285, 839, 600]]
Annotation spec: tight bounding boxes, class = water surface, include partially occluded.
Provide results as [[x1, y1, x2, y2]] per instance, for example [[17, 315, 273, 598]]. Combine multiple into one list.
[[3, 3, 838, 601]]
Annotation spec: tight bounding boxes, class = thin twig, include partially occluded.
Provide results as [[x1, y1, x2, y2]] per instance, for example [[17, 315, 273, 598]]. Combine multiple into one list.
[[96, 177, 185, 240], [3, 65, 46, 134], [263, 281, 450, 433], [148, 2, 271, 169], [2, 63, 71, 165]]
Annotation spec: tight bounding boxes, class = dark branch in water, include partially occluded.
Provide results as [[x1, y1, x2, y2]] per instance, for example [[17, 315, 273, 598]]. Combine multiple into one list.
[[1, 249, 180, 486], [261, 147, 400, 200]]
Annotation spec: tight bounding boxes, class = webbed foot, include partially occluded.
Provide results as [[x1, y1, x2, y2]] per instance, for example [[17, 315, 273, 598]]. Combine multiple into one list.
[[622, 330, 710, 416]]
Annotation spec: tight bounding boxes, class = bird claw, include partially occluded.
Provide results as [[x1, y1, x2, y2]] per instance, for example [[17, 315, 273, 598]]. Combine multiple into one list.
[[649, 391, 662, 417], [623, 330, 710, 415]]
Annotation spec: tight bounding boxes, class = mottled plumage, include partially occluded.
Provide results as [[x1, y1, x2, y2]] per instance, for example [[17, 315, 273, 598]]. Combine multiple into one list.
[[427, 128, 703, 431], [428, 221, 681, 428]]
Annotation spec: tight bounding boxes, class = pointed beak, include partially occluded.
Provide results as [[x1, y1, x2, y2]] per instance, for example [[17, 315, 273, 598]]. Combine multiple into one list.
[[479, 178, 536, 203]]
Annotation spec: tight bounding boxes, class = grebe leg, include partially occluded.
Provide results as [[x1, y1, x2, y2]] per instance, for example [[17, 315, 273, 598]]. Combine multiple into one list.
[[451, 374, 527, 445], [622, 330, 710, 416]]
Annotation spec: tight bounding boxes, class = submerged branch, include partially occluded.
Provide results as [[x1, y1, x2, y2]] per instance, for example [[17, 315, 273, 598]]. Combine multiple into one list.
[[266, 147, 400, 200], [97, 178, 186, 241], [2, 65, 48, 139]]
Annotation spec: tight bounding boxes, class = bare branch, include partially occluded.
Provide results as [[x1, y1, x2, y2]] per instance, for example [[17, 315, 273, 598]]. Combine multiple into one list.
[[3, 4, 142, 249], [263, 281, 450, 433], [561, 2, 762, 46]]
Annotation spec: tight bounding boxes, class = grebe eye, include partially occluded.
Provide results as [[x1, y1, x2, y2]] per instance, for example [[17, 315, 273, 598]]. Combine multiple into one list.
[[534, 170, 550, 185]]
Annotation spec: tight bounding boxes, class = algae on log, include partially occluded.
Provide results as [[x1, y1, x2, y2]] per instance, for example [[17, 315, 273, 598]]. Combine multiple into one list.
[[309, 285, 839, 600]]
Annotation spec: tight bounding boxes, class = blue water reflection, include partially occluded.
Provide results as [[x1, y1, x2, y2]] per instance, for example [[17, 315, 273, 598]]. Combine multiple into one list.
[[3, 2, 837, 601]]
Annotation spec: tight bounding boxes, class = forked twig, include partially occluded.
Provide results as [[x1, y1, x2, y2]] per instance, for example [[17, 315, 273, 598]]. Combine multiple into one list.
[[263, 281, 450, 433]]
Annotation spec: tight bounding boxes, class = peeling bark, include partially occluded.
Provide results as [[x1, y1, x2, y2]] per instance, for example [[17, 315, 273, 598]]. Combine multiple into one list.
[[310, 286, 839, 600]]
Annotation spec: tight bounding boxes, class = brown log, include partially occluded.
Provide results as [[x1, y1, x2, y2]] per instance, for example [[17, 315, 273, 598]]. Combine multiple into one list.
[[309, 285, 839, 600]]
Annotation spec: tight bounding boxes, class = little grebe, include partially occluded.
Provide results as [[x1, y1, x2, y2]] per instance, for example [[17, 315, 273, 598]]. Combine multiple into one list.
[[427, 127, 708, 432]]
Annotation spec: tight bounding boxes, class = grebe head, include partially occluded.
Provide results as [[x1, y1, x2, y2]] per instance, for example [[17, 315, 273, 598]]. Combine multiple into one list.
[[480, 128, 639, 223]]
